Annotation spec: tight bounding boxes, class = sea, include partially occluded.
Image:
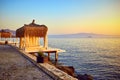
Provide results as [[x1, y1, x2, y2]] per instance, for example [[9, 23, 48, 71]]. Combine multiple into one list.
[[48, 38, 120, 80]]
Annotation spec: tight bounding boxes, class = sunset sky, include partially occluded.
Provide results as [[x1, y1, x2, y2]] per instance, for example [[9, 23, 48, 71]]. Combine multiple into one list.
[[0, 0, 120, 35]]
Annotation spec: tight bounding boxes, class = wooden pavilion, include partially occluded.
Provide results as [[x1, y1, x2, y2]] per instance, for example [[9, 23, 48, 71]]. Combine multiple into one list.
[[0, 30, 11, 38], [16, 20, 48, 52], [0, 30, 11, 44]]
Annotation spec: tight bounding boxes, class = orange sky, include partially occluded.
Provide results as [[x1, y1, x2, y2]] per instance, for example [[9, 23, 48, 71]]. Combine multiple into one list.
[[0, 0, 120, 35]]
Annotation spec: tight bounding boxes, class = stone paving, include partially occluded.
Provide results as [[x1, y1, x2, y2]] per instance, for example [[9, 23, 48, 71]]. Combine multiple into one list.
[[0, 45, 53, 80]]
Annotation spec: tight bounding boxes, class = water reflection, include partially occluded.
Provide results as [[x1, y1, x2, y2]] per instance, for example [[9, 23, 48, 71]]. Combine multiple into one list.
[[48, 38, 120, 80]]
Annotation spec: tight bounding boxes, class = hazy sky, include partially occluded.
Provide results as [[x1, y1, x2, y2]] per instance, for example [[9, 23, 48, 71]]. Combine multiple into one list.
[[0, 0, 120, 35]]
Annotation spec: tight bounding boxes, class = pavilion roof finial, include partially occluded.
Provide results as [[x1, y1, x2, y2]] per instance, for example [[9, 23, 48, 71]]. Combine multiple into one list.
[[32, 19, 35, 24]]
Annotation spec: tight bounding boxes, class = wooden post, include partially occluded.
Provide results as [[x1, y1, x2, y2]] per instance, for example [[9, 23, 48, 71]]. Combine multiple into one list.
[[29, 37, 32, 47], [48, 53, 50, 60], [15, 37, 18, 46], [24, 34, 26, 51], [26, 34, 29, 47], [55, 51, 58, 61], [44, 35, 48, 49], [33, 36, 34, 46], [36, 37, 37, 46], [39, 37, 40, 46], [19, 37, 22, 49], [44, 36, 46, 48]]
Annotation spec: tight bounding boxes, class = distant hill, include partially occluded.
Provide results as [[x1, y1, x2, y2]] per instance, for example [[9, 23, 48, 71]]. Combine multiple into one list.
[[0, 29, 16, 37], [48, 33, 120, 38], [0, 29, 120, 38]]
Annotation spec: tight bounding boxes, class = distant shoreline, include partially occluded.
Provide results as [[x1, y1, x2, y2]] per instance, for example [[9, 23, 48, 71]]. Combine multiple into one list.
[[48, 33, 120, 38]]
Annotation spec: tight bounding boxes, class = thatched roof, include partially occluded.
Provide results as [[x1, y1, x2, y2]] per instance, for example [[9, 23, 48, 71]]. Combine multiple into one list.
[[16, 20, 48, 37], [0, 30, 11, 38]]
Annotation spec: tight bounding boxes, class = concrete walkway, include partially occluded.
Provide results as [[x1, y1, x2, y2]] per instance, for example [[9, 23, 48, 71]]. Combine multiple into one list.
[[0, 45, 53, 80]]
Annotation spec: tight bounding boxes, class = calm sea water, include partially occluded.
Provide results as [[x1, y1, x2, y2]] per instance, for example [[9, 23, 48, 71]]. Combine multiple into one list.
[[48, 38, 120, 80]]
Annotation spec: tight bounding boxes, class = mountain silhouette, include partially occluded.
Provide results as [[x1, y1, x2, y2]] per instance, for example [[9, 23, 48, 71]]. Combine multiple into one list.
[[49, 33, 120, 38]]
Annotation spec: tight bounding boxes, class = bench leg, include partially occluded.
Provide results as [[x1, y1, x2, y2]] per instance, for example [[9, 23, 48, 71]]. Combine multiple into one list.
[[55, 52, 58, 61], [48, 53, 50, 60]]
